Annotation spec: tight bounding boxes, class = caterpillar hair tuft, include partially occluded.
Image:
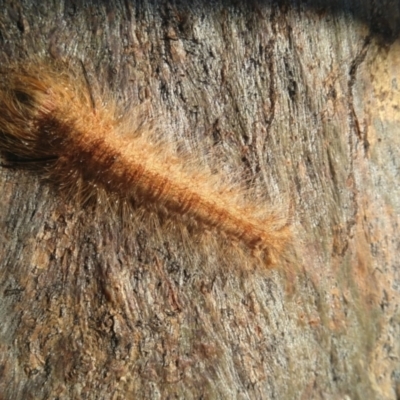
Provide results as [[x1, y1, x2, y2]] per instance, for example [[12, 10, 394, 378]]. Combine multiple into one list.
[[0, 60, 291, 268]]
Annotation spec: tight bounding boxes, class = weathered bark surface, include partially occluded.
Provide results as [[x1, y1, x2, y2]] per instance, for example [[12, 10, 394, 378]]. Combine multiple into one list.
[[0, 1, 399, 399]]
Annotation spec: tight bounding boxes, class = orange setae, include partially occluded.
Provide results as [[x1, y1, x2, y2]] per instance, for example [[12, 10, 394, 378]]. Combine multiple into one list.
[[0, 61, 291, 267]]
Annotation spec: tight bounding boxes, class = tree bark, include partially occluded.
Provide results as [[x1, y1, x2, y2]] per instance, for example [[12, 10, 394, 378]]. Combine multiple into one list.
[[0, 1, 399, 399]]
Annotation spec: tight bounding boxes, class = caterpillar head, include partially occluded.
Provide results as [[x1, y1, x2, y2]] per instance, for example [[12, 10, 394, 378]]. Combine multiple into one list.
[[0, 64, 83, 162]]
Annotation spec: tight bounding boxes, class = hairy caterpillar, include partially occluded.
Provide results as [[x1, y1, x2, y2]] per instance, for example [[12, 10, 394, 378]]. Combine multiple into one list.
[[0, 61, 290, 267]]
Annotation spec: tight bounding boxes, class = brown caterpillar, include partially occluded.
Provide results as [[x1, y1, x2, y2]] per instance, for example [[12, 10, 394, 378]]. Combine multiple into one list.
[[0, 61, 290, 267]]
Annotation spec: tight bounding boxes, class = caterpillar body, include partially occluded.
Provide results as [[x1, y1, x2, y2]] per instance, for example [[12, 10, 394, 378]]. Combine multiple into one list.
[[0, 61, 290, 267]]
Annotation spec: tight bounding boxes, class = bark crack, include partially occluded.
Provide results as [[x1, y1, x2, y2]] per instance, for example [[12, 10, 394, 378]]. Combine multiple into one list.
[[344, 34, 372, 253], [348, 34, 372, 153]]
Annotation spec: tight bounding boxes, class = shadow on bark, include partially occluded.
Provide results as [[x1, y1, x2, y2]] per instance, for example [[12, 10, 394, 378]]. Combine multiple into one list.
[[103, 0, 400, 43]]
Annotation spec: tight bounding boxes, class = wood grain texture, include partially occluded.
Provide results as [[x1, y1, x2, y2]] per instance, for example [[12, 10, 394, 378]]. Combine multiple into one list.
[[0, 1, 399, 399]]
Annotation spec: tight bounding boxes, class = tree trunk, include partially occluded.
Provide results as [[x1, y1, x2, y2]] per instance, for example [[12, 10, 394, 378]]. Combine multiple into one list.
[[0, 1, 399, 399]]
